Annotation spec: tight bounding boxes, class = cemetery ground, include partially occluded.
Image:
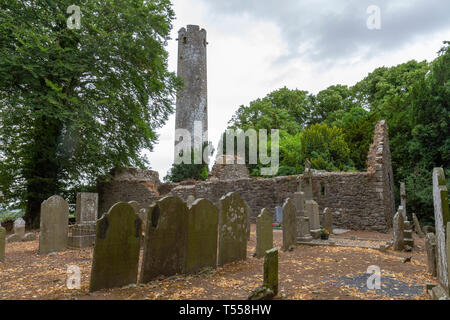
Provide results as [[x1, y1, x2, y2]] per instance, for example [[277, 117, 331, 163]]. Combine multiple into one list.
[[0, 225, 434, 300]]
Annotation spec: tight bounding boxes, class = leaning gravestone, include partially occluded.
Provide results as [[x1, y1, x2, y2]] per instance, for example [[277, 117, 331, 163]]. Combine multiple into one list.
[[140, 197, 189, 283], [393, 211, 404, 251], [426, 233, 437, 277], [39, 195, 69, 254], [185, 199, 219, 274], [323, 207, 333, 234], [0, 226, 5, 262], [256, 208, 273, 258], [218, 192, 248, 266], [89, 202, 141, 292], [305, 200, 321, 239], [433, 168, 450, 296], [282, 198, 297, 251]]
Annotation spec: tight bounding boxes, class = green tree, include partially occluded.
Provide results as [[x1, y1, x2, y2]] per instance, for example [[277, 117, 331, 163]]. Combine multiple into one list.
[[0, 0, 180, 227]]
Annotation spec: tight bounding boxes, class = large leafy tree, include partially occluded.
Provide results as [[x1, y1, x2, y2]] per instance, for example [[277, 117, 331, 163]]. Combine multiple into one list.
[[0, 0, 180, 226]]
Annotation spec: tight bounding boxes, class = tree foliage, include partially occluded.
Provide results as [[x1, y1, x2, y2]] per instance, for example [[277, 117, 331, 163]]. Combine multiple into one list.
[[0, 0, 180, 226]]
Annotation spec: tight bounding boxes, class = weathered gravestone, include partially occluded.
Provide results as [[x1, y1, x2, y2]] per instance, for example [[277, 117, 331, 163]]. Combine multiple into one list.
[[323, 207, 333, 234], [186, 195, 196, 207], [6, 218, 25, 242], [426, 233, 437, 277], [248, 248, 278, 300], [0, 226, 5, 262], [256, 208, 273, 258], [274, 206, 283, 224], [293, 191, 306, 241], [140, 197, 189, 283], [185, 199, 219, 274], [39, 195, 69, 254], [305, 200, 321, 239], [412, 212, 425, 238], [297, 215, 313, 242], [282, 198, 297, 251], [89, 202, 142, 292], [68, 193, 98, 249], [393, 211, 404, 251], [218, 192, 248, 266], [433, 168, 450, 296]]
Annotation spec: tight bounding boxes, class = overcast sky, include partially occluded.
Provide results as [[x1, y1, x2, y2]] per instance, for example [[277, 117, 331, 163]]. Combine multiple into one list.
[[146, 0, 450, 180]]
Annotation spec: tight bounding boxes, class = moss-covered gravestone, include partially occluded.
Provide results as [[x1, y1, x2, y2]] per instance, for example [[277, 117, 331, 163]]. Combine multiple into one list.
[[433, 168, 450, 295], [256, 208, 273, 258], [39, 195, 69, 254], [0, 226, 5, 262], [218, 192, 248, 266], [140, 197, 189, 283], [282, 198, 297, 251], [185, 199, 219, 274], [89, 202, 142, 292]]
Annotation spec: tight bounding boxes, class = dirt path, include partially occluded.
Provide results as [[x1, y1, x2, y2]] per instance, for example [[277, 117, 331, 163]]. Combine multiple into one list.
[[0, 225, 435, 300]]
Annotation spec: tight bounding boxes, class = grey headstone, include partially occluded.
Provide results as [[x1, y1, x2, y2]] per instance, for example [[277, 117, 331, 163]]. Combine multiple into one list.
[[323, 208, 333, 234], [13, 218, 25, 239], [256, 208, 273, 258], [393, 211, 404, 251], [293, 191, 305, 240], [426, 233, 437, 277], [76, 193, 98, 224], [185, 199, 219, 274], [218, 192, 248, 266], [39, 195, 69, 254], [140, 197, 188, 283], [282, 198, 297, 251], [412, 212, 425, 238], [274, 206, 283, 223], [0, 227, 5, 262], [89, 202, 141, 292], [305, 200, 320, 239], [433, 168, 449, 294]]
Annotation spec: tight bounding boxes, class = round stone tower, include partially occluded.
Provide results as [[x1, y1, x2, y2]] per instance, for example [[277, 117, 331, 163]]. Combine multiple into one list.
[[175, 25, 208, 151]]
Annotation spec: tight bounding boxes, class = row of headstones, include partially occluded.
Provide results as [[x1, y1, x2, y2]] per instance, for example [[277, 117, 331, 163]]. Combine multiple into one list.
[[89, 192, 249, 292], [426, 168, 450, 299]]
